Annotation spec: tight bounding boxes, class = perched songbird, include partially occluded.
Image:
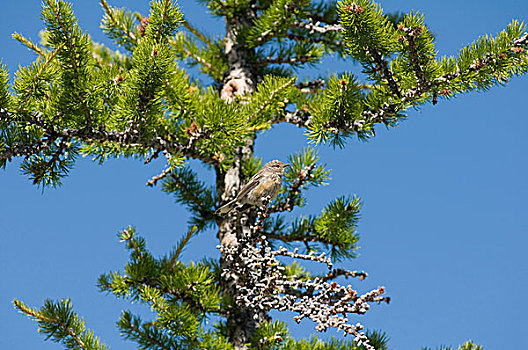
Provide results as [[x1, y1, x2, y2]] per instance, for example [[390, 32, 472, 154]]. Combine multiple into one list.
[[216, 160, 290, 215]]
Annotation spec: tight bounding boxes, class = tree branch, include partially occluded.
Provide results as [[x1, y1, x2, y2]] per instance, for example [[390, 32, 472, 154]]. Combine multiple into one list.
[[296, 79, 325, 93], [286, 33, 345, 49], [0, 136, 57, 160], [171, 38, 222, 77], [167, 172, 207, 209], [271, 109, 313, 127], [291, 20, 343, 34], [331, 31, 528, 134], [272, 247, 333, 270], [182, 19, 213, 46], [320, 268, 368, 282], [0, 111, 217, 165], [13, 299, 88, 350], [168, 226, 197, 269], [45, 0, 93, 126], [252, 77, 295, 118], [369, 49, 401, 97], [256, 54, 317, 66], [146, 167, 173, 187], [124, 320, 172, 350], [100, 0, 138, 46], [12, 32, 46, 56], [399, 25, 430, 90], [122, 276, 221, 315], [270, 162, 317, 212]]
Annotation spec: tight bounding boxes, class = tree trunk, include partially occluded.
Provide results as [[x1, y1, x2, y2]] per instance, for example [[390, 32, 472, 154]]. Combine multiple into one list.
[[216, 144, 271, 350], [220, 6, 256, 101], [216, 4, 267, 349]]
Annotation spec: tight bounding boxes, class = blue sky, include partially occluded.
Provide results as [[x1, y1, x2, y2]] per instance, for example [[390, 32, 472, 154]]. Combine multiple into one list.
[[1, 1, 527, 349]]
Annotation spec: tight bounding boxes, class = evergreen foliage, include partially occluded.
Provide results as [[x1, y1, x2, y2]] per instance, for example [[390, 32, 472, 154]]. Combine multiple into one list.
[[421, 341, 483, 350], [13, 299, 107, 350], [2, 0, 526, 349]]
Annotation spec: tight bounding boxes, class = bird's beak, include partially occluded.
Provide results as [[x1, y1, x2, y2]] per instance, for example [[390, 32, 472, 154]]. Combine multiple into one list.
[[284, 164, 290, 168]]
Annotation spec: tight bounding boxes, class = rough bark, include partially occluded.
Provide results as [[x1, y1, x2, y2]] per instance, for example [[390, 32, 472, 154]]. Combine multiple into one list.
[[216, 143, 271, 350], [215, 3, 268, 349], [216, 146, 265, 350], [220, 4, 257, 101]]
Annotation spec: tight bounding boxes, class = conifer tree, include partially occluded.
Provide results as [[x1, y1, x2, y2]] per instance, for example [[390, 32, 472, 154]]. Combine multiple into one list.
[[2, 0, 527, 349]]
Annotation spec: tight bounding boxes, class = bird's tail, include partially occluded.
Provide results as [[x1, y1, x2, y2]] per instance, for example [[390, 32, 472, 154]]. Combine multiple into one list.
[[215, 200, 237, 215]]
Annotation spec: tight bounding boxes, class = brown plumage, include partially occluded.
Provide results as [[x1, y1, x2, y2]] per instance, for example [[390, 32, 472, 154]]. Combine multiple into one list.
[[216, 160, 289, 215]]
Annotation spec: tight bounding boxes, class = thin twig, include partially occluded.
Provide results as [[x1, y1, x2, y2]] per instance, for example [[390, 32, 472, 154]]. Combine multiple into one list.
[[13, 300, 87, 350], [270, 162, 316, 212], [253, 77, 295, 118], [286, 33, 344, 49], [146, 167, 172, 187], [257, 55, 317, 65], [100, 0, 138, 45], [12, 33, 45, 56], [168, 226, 197, 269], [45, 0, 92, 126], [370, 49, 401, 97], [182, 19, 213, 46], [400, 26, 429, 90], [291, 20, 343, 34]]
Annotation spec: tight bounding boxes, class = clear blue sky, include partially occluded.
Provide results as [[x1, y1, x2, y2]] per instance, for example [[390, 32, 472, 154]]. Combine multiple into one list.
[[1, 1, 527, 349]]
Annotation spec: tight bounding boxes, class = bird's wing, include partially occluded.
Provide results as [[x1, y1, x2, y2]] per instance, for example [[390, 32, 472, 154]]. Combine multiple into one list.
[[216, 200, 236, 214], [236, 176, 262, 201]]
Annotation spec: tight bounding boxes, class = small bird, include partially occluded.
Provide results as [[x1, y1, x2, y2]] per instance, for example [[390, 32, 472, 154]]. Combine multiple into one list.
[[216, 160, 290, 215]]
